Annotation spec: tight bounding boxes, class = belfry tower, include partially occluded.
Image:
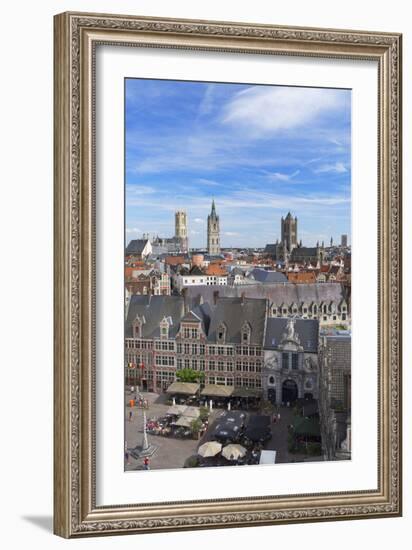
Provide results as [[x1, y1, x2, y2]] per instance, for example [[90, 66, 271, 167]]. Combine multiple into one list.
[[207, 200, 220, 255], [175, 210, 188, 252], [281, 212, 298, 254]]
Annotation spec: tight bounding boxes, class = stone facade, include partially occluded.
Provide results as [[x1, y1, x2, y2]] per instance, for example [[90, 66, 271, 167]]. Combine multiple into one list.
[[262, 318, 319, 405]]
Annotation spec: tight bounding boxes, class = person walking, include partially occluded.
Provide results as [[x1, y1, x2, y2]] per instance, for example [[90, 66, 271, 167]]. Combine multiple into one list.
[[143, 456, 150, 470], [125, 451, 130, 465], [277, 412, 281, 422], [129, 410, 133, 422]]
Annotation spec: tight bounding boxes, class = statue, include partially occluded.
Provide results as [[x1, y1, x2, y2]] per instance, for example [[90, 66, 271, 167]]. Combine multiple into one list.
[[266, 354, 279, 370], [285, 318, 295, 340]]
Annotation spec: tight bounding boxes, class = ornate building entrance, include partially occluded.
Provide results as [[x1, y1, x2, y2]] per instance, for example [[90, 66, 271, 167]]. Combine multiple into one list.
[[282, 379, 298, 403]]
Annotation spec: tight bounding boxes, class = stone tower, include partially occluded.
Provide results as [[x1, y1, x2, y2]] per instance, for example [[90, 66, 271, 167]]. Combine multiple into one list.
[[207, 200, 220, 255], [281, 212, 298, 254], [175, 210, 188, 252]]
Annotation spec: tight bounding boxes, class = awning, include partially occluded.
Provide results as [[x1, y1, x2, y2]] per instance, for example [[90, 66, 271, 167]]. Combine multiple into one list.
[[173, 416, 193, 428], [182, 406, 200, 418], [166, 404, 187, 416], [232, 387, 262, 398], [166, 382, 200, 395], [201, 385, 234, 398]]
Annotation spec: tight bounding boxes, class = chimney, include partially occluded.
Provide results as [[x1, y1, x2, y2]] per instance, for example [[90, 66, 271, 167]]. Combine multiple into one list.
[[213, 290, 219, 305], [181, 287, 189, 314]]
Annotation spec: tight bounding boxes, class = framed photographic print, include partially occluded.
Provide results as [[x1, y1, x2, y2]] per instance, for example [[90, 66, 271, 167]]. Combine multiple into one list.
[[54, 12, 402, 537]]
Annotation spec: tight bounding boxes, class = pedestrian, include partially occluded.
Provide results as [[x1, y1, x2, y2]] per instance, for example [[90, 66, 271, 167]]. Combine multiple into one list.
[[277, 412, 281, 422], [130, 386, 134, 394], [125, 451, 130, 465], [129, 410, 133, 422], [143, 456, 150, 470], [273, 413, 277, 424]]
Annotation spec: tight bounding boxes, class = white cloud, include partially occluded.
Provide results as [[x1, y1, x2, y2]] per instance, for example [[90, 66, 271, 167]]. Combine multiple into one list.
[[195, 178, 221, 187], [224, 231, 240, 236], [126, 184, 155, 195], [197, 85, 216, 116], [314, 162, 347, 174], [267, 169, 300, 182], [222, 86, 345, 136], [194, 218, 204, 224], [125, 227, 141, 234]]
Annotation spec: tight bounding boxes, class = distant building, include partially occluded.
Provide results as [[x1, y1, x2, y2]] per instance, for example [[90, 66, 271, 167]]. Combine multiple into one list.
[[287, 271, 317, 284], [184, 283, 350, 328], [281, 212, 298, 253], [290, 246, 324, 264], [175, 210, 188, 252], [341, 234, 348, 247], [125, 269, 171, 296], [207, 200, 220, 255], [125, 238, 152, 260], [247, 268, 288, 284]]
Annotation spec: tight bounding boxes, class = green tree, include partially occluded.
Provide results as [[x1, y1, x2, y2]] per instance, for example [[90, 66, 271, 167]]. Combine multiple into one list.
[[176, 368, 205, 384], [190, 418, 203, 439]]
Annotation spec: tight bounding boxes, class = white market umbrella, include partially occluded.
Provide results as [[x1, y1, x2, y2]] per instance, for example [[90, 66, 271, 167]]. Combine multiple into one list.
[[198, 441, 222, 458], [222, 444, 247, 461]]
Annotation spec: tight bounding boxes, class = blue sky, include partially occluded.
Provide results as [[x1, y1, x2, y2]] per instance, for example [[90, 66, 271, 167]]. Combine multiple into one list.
[[125, 78, 351, 248]]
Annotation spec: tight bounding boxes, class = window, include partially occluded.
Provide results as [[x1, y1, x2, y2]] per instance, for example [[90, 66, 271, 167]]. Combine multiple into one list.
[[342, 313, 347, 320], [192, 359, 198, 370], [216, 377, 226, 385], [236, 361, 242, 371], [227, 362, 233, 371], [199, 344, 205, 355], [217, 346, 225, 355], [209, 360, 215, 371], [184, 328, 190, 338], [191, 328, 198, 339], [191, 344, 197, 355], [184, 359, 190, 369], [208, 346, 216, 356], [199, 359, 205, 371], [184, 343, 190, 355], [241, 322, 251, 345], [177, 342, 182, 354], [218, 361, 224, 371], [292, 353, 299, 370], [282, 353, 289, 369]]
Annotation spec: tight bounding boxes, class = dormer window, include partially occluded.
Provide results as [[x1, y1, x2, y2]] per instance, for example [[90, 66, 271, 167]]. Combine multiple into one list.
[[133, 315, 145, 338], [241, 322, 251, 345], [217, 322, 227, 344], [160, 317, 170, 339]]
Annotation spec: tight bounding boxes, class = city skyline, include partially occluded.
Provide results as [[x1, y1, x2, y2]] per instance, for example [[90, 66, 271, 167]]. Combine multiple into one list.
[[126, 78, 351, 248]]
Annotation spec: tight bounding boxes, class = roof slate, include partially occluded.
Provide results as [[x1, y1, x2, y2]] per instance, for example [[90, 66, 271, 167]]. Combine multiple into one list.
[[207, 297, 267, 345], [264, 318, 319, 352]]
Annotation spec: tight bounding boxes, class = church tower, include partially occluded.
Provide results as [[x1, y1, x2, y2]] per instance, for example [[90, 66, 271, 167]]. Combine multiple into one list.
[[207, 200, 220, 255], [175, 210, 188, 252], [281, 212, 298, 254]]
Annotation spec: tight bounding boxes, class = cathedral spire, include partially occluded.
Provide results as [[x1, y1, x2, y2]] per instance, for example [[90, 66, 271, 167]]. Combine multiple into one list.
[[207, 199, 220, 255], [211, 199, 216, 217]]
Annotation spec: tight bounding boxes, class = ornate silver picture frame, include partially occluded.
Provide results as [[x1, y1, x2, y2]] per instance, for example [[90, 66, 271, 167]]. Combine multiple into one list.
[[54, 11, 402, 538]]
